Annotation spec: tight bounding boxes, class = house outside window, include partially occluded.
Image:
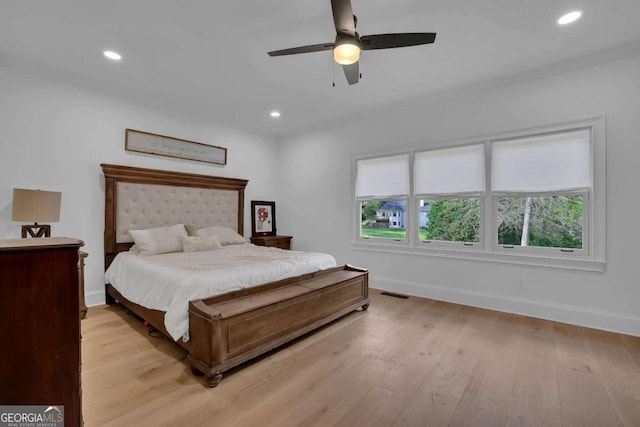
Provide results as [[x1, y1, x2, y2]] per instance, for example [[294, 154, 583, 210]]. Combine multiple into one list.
[[356, 154, 409, 242]]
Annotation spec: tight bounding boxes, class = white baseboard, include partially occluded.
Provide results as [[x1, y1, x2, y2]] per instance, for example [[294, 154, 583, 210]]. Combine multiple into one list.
[[85, 290, 106, 307], [372, 276, 640, 337]]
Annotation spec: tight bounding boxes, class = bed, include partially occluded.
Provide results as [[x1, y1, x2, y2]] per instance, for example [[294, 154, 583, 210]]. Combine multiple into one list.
[[101, 164, 369, 387]]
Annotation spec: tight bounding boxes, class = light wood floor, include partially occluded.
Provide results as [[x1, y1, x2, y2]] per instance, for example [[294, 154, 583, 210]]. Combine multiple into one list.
[[82, 289, 640, 426]]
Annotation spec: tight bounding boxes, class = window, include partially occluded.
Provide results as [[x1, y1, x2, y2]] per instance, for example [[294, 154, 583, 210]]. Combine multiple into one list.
[[353, 118, 605, 270], [356, 155, 409, 241], [419, 198, 481, 244], [497, 195, 584, 250], [414, 144, 485, 247], [492, 129, 591, 254]]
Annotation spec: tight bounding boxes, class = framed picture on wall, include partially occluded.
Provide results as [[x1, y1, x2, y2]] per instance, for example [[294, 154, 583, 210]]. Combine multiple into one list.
[[125, 128, 227, 165], [251, 201, 277, 237]]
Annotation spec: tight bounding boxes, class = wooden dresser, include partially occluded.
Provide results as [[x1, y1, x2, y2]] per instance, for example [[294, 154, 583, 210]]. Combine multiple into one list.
[[0, 237, 84, 427], [250, 235, 292, 250]]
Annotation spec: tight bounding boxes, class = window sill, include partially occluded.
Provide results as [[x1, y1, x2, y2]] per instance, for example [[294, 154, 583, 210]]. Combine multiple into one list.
[[351, 241, 605, 272]]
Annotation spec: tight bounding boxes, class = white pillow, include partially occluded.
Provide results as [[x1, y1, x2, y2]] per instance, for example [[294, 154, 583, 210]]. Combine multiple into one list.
[[129, 224, 188, 255], [181, 235, 223, 253], [196, 226, 247, 245]]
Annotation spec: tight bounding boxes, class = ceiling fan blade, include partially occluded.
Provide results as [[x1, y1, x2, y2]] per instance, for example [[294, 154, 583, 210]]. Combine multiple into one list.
[[342, 62, 359, 85], [268, 43, 334, 57], [331, 0, 356, 35], [360, 33, 436, 50]]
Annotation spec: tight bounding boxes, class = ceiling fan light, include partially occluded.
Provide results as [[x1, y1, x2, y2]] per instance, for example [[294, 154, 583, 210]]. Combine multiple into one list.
[[333, 43, 360, 65]]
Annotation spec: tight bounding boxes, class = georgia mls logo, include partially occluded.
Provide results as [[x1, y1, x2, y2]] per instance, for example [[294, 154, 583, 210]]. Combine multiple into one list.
[[44, 406, 62, 416], [0, 405, 64, 427]]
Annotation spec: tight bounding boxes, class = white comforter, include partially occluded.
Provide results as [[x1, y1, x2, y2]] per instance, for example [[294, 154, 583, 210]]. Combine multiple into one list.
[[105, 243, 336, 341]]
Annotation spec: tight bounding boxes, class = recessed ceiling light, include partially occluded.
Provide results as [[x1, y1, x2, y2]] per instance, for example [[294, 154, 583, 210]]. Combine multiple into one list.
[[558, 11, 582, 25], [270, 111, 281, 118], [103, 50, 122, 61]]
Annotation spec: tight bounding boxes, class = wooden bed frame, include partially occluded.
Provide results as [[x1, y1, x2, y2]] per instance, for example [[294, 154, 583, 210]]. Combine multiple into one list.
[[101, 164, 369, 387]]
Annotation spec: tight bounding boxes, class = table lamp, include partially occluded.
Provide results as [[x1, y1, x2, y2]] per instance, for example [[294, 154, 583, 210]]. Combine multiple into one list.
[[11, 188, 62, 238]]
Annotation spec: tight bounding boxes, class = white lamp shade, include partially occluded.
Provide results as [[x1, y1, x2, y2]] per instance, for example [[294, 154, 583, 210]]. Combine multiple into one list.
[[12, 188, 62, 223]]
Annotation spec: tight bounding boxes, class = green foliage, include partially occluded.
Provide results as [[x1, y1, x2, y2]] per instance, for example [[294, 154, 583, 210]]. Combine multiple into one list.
[[423, 199, 480, 242], [361, 201, 386, 221], [360, 196, 582, 249], [497, 196, 583, 249]]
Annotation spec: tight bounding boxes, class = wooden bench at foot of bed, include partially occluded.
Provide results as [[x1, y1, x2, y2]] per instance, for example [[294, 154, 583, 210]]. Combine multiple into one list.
[[187, 264, 369, 387]]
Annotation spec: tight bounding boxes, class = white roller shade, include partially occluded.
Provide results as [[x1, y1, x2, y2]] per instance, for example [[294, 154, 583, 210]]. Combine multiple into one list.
[[414, 144, 485, 196], [492, 129, 591, 193], [355, 154, 410, 198]]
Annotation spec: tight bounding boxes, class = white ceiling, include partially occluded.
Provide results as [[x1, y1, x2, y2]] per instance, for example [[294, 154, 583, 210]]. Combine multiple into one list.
[[2, 1, 640, 138]]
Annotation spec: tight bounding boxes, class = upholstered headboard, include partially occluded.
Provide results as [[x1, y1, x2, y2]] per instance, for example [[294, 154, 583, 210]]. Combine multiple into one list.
[[101, 164, 248, 269]]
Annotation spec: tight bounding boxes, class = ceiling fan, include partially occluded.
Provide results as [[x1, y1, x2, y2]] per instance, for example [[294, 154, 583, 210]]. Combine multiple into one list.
[[267, 0, 436, 85]]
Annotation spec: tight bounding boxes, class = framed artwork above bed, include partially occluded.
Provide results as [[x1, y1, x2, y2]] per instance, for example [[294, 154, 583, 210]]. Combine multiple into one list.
[[125, 128, 227, 165], [251, 200, 276, 237]]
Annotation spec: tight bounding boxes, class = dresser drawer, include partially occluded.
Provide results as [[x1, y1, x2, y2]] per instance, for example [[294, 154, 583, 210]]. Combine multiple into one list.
[[250, 235, 292, 250]]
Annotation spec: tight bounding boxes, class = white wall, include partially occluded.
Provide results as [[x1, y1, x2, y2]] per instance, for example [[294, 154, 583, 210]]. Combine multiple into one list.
[[2, 54, 639, 336], [278, 54, 640, 336], [0, 66, 280, 306]]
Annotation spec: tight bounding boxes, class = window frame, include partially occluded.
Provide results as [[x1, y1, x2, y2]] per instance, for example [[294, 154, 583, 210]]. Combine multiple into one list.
[[352, 117, 606, 271]]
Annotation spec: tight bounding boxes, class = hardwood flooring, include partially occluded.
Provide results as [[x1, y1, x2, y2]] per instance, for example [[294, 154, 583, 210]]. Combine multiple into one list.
[[82, 289, 640, 426]]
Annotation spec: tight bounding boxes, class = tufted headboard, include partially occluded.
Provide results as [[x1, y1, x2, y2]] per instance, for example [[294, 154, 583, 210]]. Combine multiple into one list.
[[101, 164, 248, 270]]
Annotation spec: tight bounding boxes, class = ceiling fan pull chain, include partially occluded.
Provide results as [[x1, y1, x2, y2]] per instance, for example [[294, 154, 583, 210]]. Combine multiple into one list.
[[331, 53, 337, 87]]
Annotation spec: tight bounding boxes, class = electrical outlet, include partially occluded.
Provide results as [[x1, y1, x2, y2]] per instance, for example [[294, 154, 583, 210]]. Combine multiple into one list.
[[517, 277, 526, 290]]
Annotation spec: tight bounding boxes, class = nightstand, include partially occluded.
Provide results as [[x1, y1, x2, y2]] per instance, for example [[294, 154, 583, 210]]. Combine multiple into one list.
[[250, 235, 292, 250], [79, 251, 88, 319]]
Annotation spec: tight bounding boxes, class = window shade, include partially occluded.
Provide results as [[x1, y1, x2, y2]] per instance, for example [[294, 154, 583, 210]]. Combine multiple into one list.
[[492, 129, 591, 193], [414, 144, 485, 196], [355, 154, 410, 198]]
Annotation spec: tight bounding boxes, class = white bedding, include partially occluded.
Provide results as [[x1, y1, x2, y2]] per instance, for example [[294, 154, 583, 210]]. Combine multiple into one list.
[[105, 243, 337, 341]]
